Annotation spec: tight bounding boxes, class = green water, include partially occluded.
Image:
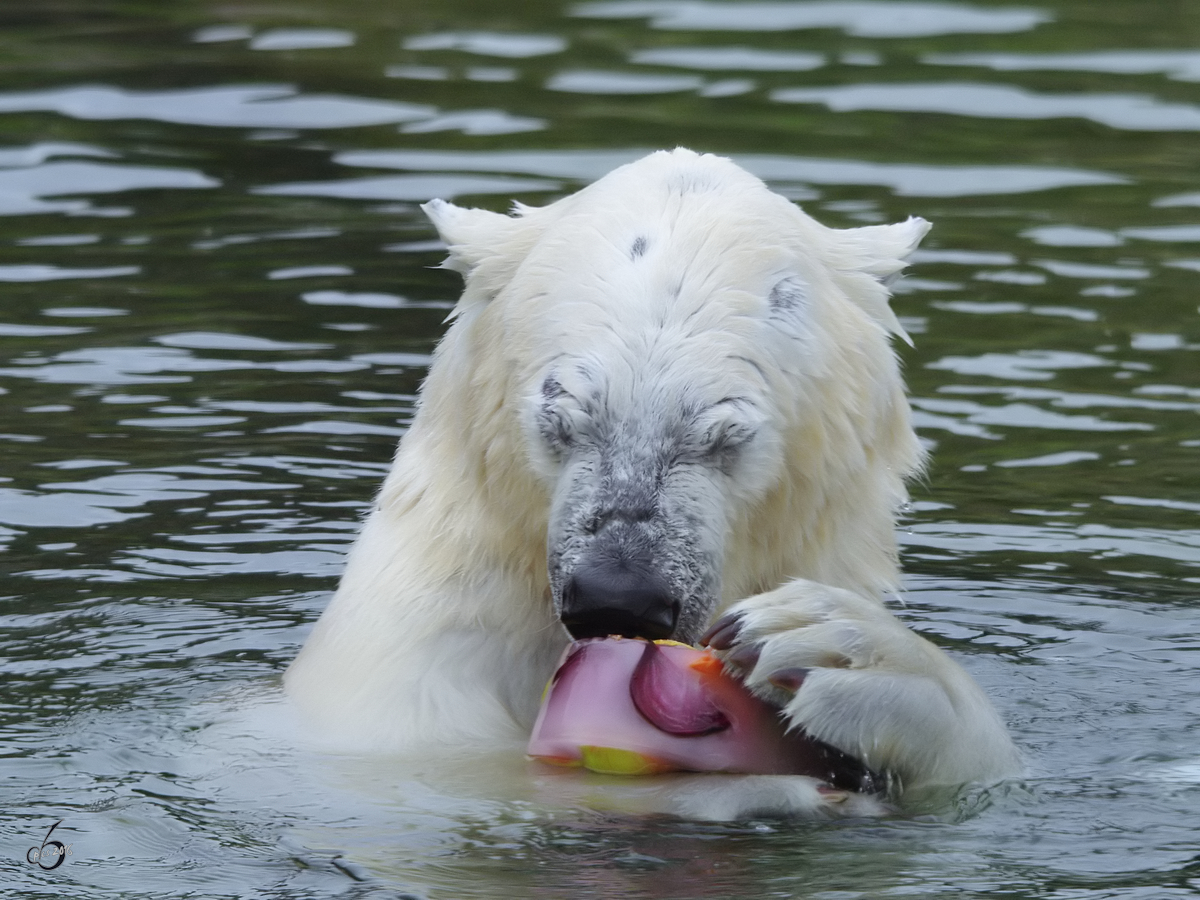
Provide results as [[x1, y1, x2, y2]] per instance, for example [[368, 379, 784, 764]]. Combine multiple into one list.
[[1, 1, 1198, 897]]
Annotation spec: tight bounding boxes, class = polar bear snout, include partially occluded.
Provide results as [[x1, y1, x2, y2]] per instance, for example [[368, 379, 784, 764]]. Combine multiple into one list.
[[546, 445, 723, 644], [545, 439, 727, 645], [559, 554, 680, 640]]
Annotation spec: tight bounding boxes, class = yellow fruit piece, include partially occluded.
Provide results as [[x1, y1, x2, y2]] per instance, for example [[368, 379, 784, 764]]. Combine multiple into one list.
[[579, 745, 676, 775]]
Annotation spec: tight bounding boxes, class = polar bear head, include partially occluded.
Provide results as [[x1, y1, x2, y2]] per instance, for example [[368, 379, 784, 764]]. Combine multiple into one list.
[[400, 149, 927, 645]]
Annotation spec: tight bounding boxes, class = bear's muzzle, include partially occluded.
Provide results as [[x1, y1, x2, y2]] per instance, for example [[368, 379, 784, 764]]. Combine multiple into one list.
[[559, 553, 680, 640]]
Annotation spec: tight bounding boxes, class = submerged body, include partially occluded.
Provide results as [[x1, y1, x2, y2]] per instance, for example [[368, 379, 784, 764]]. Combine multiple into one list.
[[286, 149, 1020, 817]]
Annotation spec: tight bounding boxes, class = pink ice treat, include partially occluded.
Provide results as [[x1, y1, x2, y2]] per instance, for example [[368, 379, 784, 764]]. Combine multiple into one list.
[[527, 637, 874, 785]]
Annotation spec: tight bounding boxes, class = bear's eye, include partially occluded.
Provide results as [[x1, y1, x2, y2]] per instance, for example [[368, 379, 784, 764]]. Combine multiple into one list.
[[703, 419, 756, 458], [696, 398, 759, 464], [538, 404, 575, 452], [536, 375, 584, 455]]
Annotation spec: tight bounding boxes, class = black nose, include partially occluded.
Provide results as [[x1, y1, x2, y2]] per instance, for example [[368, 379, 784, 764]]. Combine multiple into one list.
[[560, 558, 679, 640]]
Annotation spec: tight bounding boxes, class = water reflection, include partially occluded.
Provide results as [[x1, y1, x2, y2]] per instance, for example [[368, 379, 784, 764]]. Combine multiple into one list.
[[926, 50, 1200, 80], [0, 84, 434, 129], [632, 46, 825, 71], [572, 1, 1052, 37], [249, 28, 356, 51], [403, 31, 568, 57], [332, 147, 1127, 196], [0, 151, 217, 216], [772, 82, 1200, 131], [256, 172, 559, 201], [547, 70, 706, 93]]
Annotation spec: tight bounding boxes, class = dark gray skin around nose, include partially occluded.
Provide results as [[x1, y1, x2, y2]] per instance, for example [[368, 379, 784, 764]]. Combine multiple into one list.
[[560, 557, 680, 640]]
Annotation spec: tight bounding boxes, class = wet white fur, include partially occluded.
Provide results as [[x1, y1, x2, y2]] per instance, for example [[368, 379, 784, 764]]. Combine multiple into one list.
[[719, 580, 1020, 790], [285, 149, 1019, 815]]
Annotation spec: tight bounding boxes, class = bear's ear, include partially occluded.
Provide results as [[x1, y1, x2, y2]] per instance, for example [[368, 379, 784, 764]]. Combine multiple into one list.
[[836, 217, 931, 282], [828, 216, 931, 346], [421, 198, 525, 277]]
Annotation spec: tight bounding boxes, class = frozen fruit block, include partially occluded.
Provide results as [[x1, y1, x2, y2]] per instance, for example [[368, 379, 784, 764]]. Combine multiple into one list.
[[527, 636, 875, 788]]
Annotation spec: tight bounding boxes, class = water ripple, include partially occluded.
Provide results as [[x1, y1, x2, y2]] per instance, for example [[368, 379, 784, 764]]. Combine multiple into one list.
[[254, 173, 559, 202], [335, 147, 1126, 197], [773, 82, 1200, 131], [0, 157, 217, 216], [0, 85, 433, 130], [0, 264, 139, 281], [631, 46, 825, 71], [404, 32, 567, 58], [904, 521, 1200, 567], [250, 28, 356, 51], [573, 1, 1051, 38], [911, 396, 1153, 433], [926, 50, 1200, 82], [547, 70, 705, 94]]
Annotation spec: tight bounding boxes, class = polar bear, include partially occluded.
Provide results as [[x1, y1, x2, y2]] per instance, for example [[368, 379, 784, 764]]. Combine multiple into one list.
[[285, 148, 1019, 816]]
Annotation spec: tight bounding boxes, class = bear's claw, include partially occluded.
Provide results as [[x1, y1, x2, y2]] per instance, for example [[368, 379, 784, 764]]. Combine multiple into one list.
[[723, 641, 762, 672], [766, 667, 809, 694], [699, 613, 743, 650]]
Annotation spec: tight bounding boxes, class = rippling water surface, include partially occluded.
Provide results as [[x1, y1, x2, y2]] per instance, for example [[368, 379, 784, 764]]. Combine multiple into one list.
[[2, 1, 1198, 897]]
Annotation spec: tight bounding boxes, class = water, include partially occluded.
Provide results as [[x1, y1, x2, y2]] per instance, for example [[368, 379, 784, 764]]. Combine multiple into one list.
[[1, 1, 1198, 896]]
